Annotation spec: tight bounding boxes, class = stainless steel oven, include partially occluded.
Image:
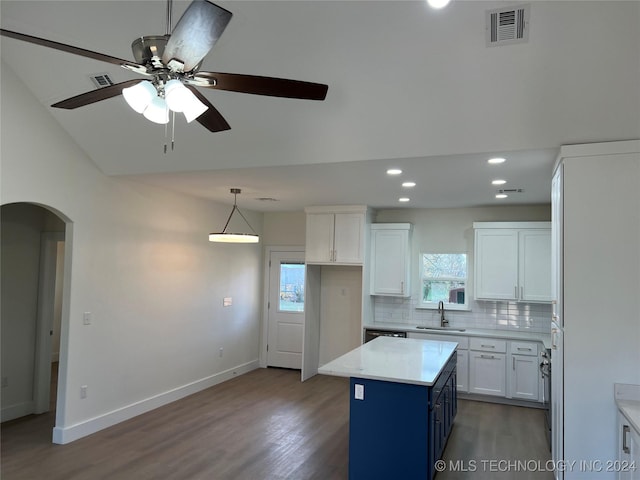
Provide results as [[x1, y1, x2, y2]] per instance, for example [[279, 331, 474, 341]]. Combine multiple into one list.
[[540, 348, 551, 450]]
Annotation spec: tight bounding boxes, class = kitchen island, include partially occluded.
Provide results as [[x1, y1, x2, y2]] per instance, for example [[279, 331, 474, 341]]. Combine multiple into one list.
[[319, 336, 458, 480]]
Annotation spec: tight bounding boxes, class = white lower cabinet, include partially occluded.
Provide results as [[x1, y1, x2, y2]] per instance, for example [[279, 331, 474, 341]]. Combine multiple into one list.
[[507, 341, 540, 401], [407, 332, 543, 401], [469, 337, 506, 396], [618, 410, 640, 480]]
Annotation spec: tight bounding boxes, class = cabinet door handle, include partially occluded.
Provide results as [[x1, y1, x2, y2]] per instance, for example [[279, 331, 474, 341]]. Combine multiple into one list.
[[480, 354, 496, 360], [512, 357, 516, 370], [517, 347, 532, 351], [481, 344, 495, 349], [520, 286, 524, 299], [623, 425, 631, 454], [515, 286, 518, 298], [401, 281, 404, 294], [551, 329, 558, 350]]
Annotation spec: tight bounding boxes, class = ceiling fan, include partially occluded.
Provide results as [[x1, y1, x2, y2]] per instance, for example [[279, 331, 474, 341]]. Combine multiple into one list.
[[0, 0, 328, 133]]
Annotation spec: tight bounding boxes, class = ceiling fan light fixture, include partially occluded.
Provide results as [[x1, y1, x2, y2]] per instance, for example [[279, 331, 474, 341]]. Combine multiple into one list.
[[122, 80, 157, 113], [164, 79, 190, 112], [143, 96, 169, 124], [182, 95, 209, 123]]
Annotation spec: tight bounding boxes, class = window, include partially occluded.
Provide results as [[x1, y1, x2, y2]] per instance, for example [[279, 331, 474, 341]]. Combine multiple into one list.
[[419, 253, 468, 310], [279, 262, 305, 312]]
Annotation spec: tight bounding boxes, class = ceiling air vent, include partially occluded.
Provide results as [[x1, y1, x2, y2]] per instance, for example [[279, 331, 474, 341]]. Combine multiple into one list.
[[497, 188, 524, 194], [486, 4, 530, 47], [89, 73, 115, 88]]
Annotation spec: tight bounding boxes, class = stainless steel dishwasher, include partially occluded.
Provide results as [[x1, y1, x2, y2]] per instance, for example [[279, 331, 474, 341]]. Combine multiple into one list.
[[364, 329, 407, 343]]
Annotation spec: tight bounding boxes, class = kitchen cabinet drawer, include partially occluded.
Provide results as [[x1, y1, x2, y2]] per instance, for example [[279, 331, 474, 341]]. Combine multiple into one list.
[[470, 337, 506, 353], [509, 341, 538, 356]]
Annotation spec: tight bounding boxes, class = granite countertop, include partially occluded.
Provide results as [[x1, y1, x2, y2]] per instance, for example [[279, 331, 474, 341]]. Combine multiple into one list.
[[615, 383, 640, 434], [365, 322, 552, 350], [318, 336, 457, 386]]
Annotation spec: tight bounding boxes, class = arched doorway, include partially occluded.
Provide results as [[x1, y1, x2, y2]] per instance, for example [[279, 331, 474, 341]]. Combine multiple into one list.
[[1, 202, 70, 433]]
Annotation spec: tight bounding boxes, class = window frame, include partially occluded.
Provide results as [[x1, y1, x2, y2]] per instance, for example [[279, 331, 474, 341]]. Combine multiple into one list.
[[417, 252, 469, 311]]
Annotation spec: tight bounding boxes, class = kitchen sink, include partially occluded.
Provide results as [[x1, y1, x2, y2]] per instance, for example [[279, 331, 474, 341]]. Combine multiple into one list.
[[416, 326, 466, 332]]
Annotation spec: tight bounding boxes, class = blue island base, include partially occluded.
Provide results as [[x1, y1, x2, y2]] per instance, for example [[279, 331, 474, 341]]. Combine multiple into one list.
[[348, 355, 457, 480]]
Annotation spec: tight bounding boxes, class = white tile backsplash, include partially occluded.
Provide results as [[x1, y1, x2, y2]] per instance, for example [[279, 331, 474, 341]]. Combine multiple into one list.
[[373, 296, 552, 333]]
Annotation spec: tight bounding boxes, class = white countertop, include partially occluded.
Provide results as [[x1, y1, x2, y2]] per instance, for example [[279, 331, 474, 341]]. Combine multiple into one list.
[[365, 323, 552, 350], [615, 383, 640, 434], [318, 336, 457, 386]]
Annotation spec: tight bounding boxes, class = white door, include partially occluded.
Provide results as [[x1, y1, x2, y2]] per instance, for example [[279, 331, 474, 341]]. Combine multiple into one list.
[[267, 251, 305, 369]]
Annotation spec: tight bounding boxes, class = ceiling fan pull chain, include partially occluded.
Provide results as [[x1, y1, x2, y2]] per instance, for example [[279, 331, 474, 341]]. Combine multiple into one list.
[[171, 111, 176, 151], [163, 120, 168, 154]]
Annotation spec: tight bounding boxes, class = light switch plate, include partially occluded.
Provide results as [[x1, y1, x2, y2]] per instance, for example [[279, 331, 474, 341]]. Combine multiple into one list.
[[354, 384, 364, 400]]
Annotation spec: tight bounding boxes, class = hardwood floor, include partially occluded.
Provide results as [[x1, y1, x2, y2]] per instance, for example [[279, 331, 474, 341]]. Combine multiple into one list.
[[1, 367, 552, 479]]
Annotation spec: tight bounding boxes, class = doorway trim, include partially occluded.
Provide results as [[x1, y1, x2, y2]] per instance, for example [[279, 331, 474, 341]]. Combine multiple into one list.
[[33, 231, 64, 413], [260, 246, 305, 368]]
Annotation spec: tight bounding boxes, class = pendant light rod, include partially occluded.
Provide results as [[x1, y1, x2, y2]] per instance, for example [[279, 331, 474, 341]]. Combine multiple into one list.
[[219, 188, 257, 235]]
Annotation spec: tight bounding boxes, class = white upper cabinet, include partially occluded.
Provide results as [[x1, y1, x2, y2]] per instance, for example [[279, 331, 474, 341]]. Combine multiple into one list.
[[474, 222, 552, 303], [370, 223, 412, 296], [305, 206, 369, 265], [519, 229, 552, 302]]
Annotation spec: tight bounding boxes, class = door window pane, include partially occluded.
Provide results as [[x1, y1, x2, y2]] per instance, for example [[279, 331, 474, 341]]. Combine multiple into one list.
[[279, 263, 305, 312]]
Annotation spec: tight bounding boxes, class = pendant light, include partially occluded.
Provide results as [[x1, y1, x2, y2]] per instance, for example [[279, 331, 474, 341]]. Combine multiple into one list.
[[209, 188, 260, 243]]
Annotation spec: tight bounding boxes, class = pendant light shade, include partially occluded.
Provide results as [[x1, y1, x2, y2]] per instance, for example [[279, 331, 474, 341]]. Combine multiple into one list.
[[209, 188, 260, 244]]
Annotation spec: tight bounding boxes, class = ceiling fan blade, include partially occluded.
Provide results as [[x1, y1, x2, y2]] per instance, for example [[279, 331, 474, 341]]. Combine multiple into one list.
[[162, 0, 232, 73], [0, 29, 145, 72], [192, 72, 328, 100], [185, 86, 230, 132], [51, 80, 142, 109]]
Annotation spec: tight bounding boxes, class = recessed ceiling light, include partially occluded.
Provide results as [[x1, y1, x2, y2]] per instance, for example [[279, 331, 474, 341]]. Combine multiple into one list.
[[399, 197, 410, 202], [492, 179, 507, 185], [402, 182, 416, 188], [495, 194, 508, 199], [488, 157, 506, 164], [387, 168, 402, 175], [427, 0, 451, 9]]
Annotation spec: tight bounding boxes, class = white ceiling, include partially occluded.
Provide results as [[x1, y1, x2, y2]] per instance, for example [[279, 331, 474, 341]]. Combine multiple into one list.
[[1, 1, 639, 211]]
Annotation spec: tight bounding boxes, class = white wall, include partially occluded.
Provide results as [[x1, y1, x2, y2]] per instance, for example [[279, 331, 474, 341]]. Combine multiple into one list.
[[262, 211, 306, 246], [1, 61, 264, 443], [318, 266, 363, 365]]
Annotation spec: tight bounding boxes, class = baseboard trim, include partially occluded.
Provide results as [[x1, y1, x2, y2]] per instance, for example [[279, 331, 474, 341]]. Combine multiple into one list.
[[52, 360, 259, 444], [1, 400, 35, 422], [458, 392, 545, 409]]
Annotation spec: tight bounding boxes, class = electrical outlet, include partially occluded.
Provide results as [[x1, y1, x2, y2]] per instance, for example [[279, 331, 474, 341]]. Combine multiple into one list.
[[223, 297, 232, 307], [83, 312, 91, 325], [219, 347, 224, 358], [354, 384, 364, 400], [80, 385, 88, 399]]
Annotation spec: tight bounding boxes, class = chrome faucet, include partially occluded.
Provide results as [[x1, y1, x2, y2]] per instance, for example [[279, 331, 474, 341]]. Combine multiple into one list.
[[438, 301, 449, 327]]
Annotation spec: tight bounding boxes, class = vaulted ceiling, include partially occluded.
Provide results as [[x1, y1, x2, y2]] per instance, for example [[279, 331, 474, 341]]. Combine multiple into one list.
[[1, 1, 638, 211]]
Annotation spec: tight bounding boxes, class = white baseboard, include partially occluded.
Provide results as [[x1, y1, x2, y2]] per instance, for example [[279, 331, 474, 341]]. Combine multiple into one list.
[[1, 400, 35, 422], [52, 360, 259, 444]]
